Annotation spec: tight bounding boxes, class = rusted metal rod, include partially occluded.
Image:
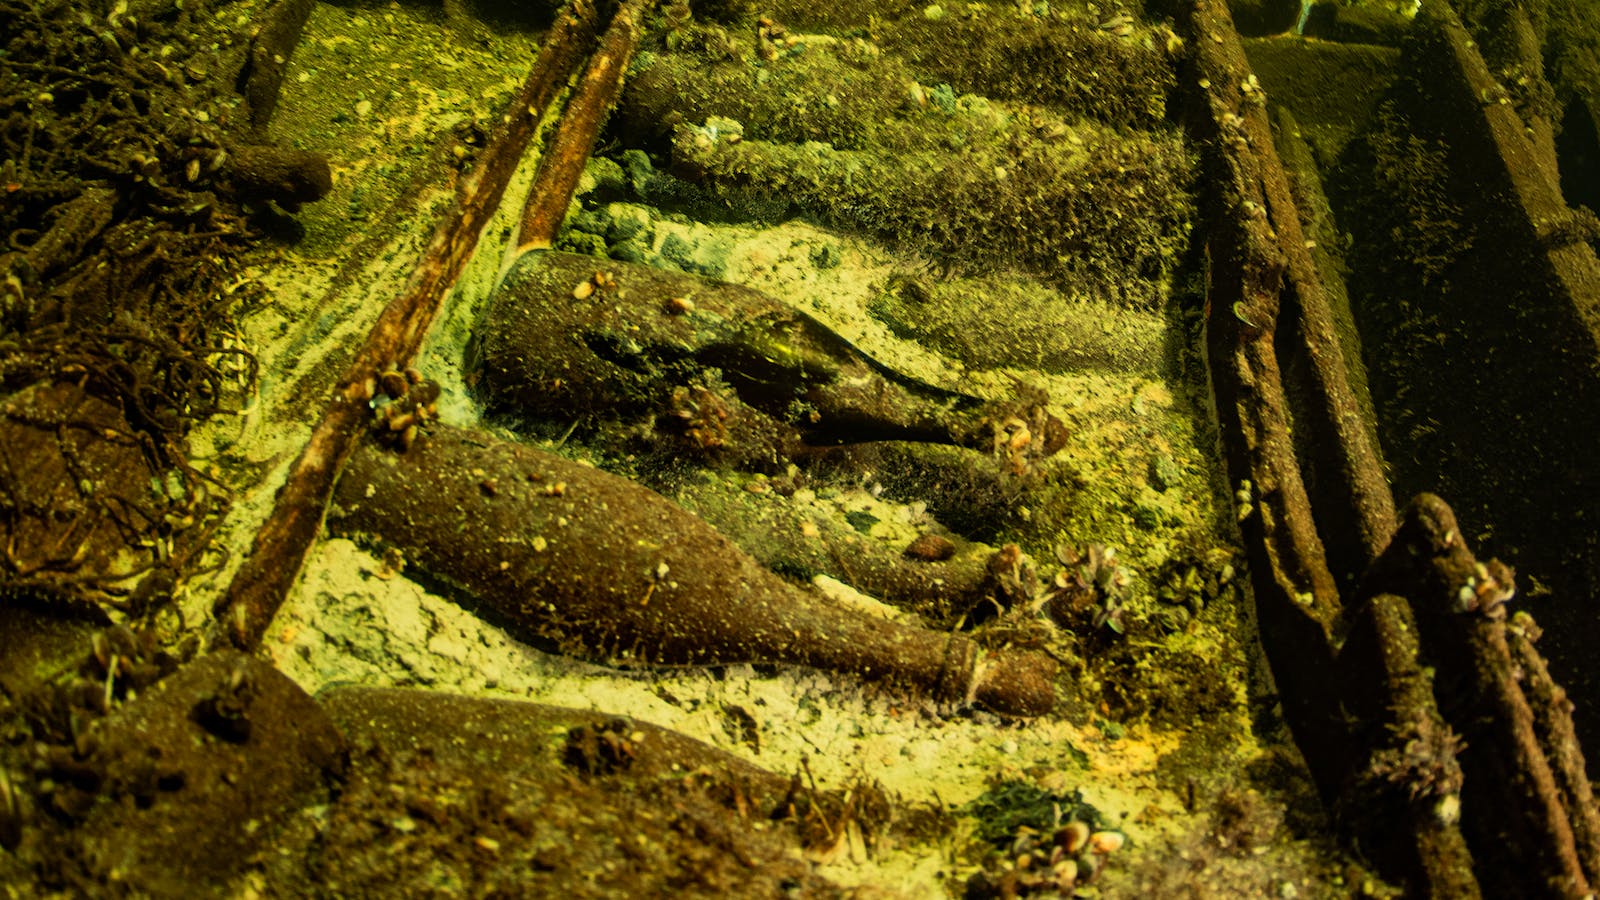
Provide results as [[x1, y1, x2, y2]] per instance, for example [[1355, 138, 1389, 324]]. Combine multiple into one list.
[[217, 5, 598, 650]]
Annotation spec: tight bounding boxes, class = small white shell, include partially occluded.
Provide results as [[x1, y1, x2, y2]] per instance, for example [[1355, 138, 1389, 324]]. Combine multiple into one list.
[[1089, 830, 1126, 854], [1057, 820, 1090, 854]]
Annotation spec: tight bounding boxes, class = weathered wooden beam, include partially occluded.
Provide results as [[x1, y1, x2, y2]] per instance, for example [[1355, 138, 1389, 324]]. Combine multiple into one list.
[[1360, 494, 1594, 898], [1177, 0, 1351, 804], [1336, 591, 1479, 898], [1508, 615, 1600, 885], [1180, 3, 1600, 893]]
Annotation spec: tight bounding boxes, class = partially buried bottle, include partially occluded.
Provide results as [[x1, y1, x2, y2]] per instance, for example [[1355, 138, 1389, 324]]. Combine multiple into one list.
[[329, 423, 1056, 716], [470, 251, 1065, 471]]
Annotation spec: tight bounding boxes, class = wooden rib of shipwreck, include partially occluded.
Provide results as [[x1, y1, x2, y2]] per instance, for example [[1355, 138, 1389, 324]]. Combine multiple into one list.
[[1180, 0, 1354, 807], [327, 424, 1057, 717], [517, 0, 657, 251], [1358, 495, 1600, 897], [1181, 0, 1599, 895]]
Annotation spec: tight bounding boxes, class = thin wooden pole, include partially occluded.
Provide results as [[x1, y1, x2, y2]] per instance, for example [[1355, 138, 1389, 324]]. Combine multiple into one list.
[[517, 0, 657, 252], [217, 5, 597, 649]]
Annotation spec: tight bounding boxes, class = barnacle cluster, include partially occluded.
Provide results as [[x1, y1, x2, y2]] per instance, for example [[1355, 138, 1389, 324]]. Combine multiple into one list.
[[968, 539, 1134, 635], [983, 542, 1044, 619], [964, 780, 1128, 898], [367, 366, 440, 451], [569, 269, 617, 301], [983, 400, 1068, 478], [1450, 558, 1515, 617], [966, 819, 1127, 897], [1037, 542, 1132, 634], [666, 372, 736, 451], [1152, 552, 1238, 633], [563, 718, 640, 776]]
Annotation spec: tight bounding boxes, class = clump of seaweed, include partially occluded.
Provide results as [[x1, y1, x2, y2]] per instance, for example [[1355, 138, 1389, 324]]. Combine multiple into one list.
[[1363, 713, 1466, 821], [0, 0, 328, 612]]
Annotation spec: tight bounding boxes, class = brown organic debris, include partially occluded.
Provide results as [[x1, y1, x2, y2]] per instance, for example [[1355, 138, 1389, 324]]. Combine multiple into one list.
[[903, 533, 956, 562], [0, 0, 328, 615]]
